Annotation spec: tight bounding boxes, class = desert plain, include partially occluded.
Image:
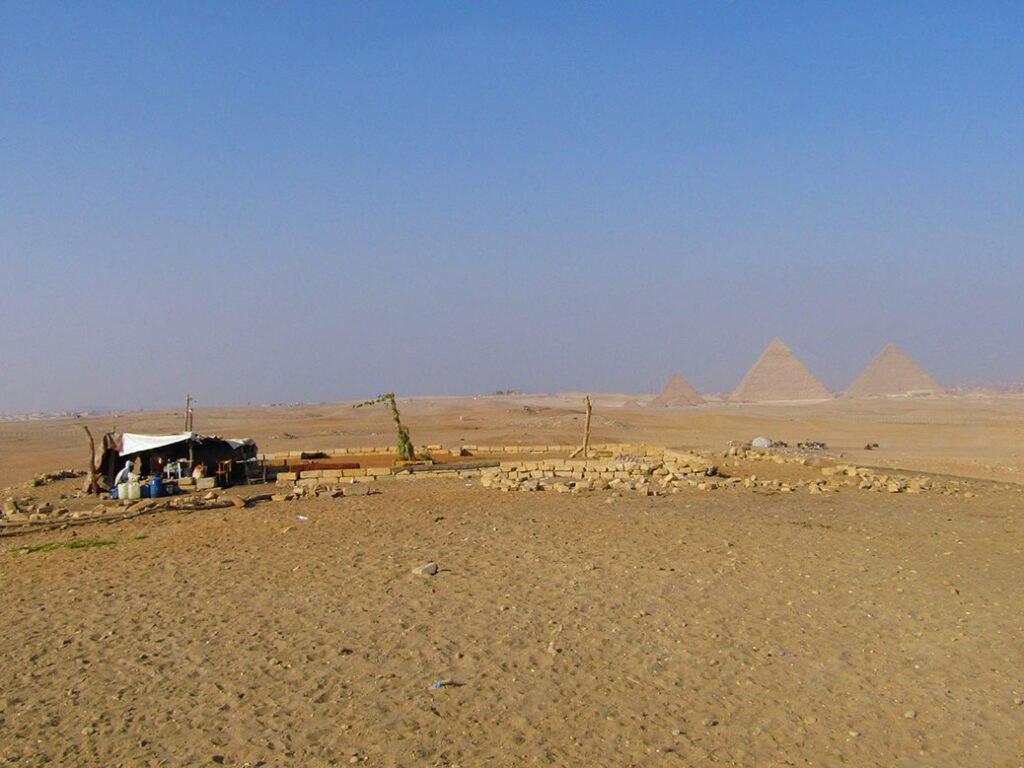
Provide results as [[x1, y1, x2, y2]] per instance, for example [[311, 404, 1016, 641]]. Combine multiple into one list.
[[1, 393, 1023, 767]]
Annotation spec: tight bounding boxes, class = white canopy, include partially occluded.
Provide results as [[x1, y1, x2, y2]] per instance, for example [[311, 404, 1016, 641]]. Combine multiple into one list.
[[120, 433, 255, 456], [120, 432, 195, 455]]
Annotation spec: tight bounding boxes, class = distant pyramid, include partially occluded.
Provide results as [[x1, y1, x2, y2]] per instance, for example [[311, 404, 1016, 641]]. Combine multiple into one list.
[[730, 338, 832, 402], [844, 344, 943, 397], [651, 372, 704, 407]]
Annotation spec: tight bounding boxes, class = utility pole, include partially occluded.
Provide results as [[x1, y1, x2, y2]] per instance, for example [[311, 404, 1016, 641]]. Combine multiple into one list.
[[184, 394, 194, 432]]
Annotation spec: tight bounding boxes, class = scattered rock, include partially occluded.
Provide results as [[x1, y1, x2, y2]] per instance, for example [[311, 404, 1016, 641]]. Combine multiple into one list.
[[412, 562, 439, 576]]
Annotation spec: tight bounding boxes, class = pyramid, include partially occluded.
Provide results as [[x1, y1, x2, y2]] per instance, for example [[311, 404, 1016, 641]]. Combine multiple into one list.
[[844, 344, 943, 397], [651, 372, 704, 407], [730, 338, 832, 402]]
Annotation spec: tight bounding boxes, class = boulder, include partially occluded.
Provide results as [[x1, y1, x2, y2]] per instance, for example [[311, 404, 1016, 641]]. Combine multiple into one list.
[[411, 562, 439, 576]]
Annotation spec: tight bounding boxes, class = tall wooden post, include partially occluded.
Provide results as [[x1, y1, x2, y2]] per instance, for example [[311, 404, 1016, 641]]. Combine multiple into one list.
[[582, 395, 592, 459], [81, 425, 99, 495], [569, 395, 593, 459]]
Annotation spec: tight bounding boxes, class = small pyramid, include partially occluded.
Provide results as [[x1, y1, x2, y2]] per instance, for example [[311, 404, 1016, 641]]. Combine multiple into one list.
[[730, 339, 832, 402], [651, 372, 705, 407], [844, 344, 943, 397]]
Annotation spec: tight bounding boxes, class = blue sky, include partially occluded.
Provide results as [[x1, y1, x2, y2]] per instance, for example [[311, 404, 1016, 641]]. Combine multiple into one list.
[[2, 2, 1022, 412]]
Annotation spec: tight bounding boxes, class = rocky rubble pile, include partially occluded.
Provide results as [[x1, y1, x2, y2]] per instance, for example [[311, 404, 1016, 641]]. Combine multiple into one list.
[[269, 481, 372, 501], [474, 446, 1005, 498], [23, 469, 85, 488], [0, 488, 267, 529], [479, 453, 726, 496]]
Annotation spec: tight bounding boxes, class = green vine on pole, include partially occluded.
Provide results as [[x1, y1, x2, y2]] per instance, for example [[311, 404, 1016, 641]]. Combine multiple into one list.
[[353, 392, 417, 462]]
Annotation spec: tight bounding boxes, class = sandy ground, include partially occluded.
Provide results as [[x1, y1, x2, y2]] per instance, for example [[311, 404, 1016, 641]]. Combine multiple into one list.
[[2, 395, 1023, 766]]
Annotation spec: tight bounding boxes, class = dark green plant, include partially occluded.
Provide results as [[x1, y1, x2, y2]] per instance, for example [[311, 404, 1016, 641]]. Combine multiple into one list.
[[9, 538, 115, 555], [354, 392, 416, 461]]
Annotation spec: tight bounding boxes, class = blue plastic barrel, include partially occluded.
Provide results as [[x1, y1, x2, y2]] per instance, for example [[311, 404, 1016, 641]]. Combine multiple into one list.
[[149, 475, 165, 498]]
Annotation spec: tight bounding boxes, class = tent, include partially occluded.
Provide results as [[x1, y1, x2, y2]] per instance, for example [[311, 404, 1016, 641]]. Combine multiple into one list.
[[99, 432, 257, 484]]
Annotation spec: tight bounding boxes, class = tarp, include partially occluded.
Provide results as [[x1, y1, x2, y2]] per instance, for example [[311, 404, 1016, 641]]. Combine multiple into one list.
[[121, 432, 195, 455], [120, 433, 256, 455]]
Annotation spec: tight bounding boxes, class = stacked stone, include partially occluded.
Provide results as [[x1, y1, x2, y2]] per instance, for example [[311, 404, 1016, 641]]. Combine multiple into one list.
[[477, 453, 725, 495]]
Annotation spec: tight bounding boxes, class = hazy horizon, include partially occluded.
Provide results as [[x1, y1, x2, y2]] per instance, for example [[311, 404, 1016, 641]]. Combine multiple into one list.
[[3, 3, 1022, 414]]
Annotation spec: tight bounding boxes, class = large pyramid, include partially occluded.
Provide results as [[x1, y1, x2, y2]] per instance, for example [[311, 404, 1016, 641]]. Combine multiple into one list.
[[844, 344, 943, 397], [651, 372, 704, 407], [730, 338, 832, 402]]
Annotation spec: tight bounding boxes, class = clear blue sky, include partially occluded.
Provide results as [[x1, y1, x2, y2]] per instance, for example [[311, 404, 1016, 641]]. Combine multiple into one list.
[[2, 1, 1021, 413]]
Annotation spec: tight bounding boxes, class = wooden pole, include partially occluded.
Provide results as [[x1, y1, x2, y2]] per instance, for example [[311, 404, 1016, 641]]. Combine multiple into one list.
[[569, 395, 593, 459], [582, 395, 592, 459], [81, 425, 99, 495], [184, 394, 192, 432]]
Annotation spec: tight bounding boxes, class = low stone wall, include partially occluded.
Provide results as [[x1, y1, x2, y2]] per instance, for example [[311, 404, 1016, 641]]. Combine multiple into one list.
[[259, 442, 669, 462], [272, 443, 1006, 500]]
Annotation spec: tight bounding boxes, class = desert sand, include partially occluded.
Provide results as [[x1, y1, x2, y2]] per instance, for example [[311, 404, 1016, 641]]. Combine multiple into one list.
[[2, 394, 1023, 766]]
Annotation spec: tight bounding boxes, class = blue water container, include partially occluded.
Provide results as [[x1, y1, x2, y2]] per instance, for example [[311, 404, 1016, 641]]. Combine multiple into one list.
[[149, 475, 165, 498]]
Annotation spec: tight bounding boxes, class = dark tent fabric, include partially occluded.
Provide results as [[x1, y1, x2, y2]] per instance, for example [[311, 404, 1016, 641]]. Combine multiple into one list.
[[99, 433, 256, 484]]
